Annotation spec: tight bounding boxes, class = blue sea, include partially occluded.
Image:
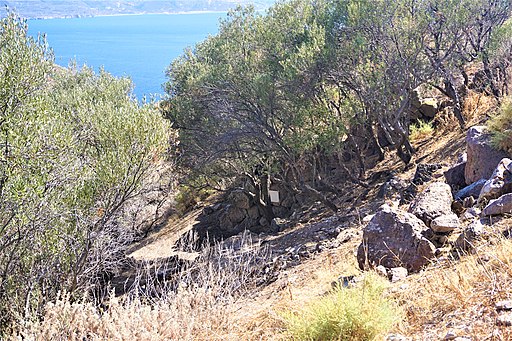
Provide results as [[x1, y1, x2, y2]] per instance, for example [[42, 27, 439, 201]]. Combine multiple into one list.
[[28, 13, 226, 100]]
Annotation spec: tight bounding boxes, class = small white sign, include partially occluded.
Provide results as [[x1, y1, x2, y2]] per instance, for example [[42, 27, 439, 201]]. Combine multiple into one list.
[[269, 190, 280, 204]]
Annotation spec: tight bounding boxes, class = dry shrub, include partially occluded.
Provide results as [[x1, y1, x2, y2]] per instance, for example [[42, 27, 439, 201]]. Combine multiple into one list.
[[410, 120, 434, 141], [18, 232, 272, 341], [463, 91, 498, 124], [396, 227, 512, 340]]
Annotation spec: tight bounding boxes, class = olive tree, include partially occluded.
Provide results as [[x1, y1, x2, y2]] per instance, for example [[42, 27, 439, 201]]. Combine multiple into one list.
[[0, 13, 171, 332]]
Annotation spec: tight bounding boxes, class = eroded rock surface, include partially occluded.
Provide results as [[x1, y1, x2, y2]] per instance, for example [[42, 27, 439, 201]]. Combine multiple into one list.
[[409, 182, 453, 226], [465, 126, 509, 185], [357, 205, 436, 272]]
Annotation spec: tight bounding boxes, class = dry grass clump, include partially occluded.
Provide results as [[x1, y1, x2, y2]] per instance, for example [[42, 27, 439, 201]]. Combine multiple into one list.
[[19, 290, 232, 341], [410, 120, 434, 141], [281, 273, 402, 341], [395, 226, 512, 340], [17, 232, 272, 341], [463, 90, 498, 124]]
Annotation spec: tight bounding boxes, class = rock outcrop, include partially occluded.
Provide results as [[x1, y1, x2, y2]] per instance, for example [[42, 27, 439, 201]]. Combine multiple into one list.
[[357, 205, 436, 272], [465, 126, 509, 185]]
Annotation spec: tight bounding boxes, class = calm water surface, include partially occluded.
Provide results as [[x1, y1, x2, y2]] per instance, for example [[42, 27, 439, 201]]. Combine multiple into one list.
[[28, 13, 226, 99]]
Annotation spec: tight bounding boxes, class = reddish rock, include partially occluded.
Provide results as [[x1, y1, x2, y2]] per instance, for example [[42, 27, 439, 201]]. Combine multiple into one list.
[[465, 126, 509, 185], [357, 205, 436, 273]]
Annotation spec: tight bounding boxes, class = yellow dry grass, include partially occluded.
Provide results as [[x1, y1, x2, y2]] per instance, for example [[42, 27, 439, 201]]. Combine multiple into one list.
[[393, 219, 512, 340]]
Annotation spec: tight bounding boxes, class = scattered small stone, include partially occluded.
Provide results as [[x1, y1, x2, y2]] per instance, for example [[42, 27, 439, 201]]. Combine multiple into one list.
[[362, 214, 375, 223], [496, 300, 512, 311], [497, 312, 512, 326], [389, 267, 408, 283], [444, 331, 457, 340], [431, 213, 460, 233], [386, 333, 412, 341], [463, 196, 476, 208], [375, 265, 387, 277], [454, 220, 485, 252], [331, 275, 356, 289], [463, 207, 482, 221]]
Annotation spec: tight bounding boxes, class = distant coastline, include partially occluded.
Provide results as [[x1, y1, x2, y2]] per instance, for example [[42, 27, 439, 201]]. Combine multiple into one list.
[[29, 10, 233, 20], [1, 0, 274, 20]]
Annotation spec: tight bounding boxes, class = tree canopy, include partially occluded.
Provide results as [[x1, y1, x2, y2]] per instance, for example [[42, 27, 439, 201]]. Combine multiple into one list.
[[163, 0, 512, 210]]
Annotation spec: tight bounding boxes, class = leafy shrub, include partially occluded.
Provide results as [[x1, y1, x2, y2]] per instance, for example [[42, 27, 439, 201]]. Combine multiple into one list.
[[0, 13, 171, 333], [282, 273, 401, 341]]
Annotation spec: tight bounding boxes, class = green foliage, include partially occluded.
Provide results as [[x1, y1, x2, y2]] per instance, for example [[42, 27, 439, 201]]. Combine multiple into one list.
[[0, 13, 171, 332], [282, 274, 402, 341], [175, 184, 213, 214], [409, 120, 434, 141], [488, 97, 512, 154], [164, 1, 336, 181]]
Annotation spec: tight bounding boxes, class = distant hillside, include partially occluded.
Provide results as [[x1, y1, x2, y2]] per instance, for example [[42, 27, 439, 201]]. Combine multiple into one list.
[[0, 0, 275, 19]]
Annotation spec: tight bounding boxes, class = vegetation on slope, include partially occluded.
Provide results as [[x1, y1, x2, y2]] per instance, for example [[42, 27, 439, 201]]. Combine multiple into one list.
[[163, 0, 512, 218], [282, 273, 401, 340], [2, 0, 512, 339], [0, 13, 171, 335]]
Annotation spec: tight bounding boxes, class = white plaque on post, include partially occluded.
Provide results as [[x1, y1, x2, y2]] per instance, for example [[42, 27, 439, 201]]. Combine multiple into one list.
[[269, 190, 280, 204]]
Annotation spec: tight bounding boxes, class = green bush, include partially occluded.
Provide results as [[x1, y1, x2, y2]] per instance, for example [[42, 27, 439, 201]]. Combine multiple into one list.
[[0, 13, 171, 333], [488, 97, 512, 154], [282, 274, 401, 341]]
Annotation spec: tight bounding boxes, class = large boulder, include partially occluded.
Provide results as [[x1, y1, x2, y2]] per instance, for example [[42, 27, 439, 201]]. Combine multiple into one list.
[[478, 158, 512, 203], [228, 190, 252, 210], [465, 126, 509, 185], [483, 193, 512, 216], [357, 205, 436, 272], [409, 182, 453, 226]]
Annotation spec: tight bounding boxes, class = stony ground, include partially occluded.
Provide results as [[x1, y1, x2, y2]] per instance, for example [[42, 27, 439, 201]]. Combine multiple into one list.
[[118, 101, 512, 340]]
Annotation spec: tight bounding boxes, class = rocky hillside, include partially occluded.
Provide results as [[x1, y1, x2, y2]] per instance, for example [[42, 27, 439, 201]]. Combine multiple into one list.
[[0, 0, 275, 19]]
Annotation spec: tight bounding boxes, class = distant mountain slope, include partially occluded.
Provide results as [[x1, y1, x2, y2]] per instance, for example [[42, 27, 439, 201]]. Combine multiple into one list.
[[0, 0, 275, 19]]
